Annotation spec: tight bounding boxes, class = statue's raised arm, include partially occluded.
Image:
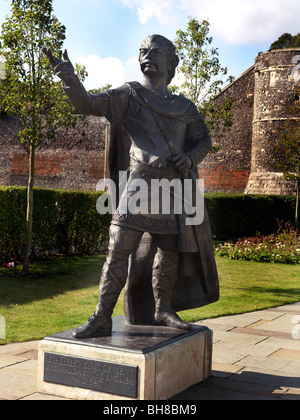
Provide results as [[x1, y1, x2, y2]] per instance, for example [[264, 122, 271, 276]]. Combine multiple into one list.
[[43, 48, 111, 118], [43, 48, 75, 86]]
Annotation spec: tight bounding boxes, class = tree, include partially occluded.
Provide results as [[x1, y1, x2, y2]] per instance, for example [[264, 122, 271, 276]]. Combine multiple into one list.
[[270, 33, 300, 50], [88, 84, 112, 95], [171, 17, 234, 144], [0, 0, 86, 273], [274, 85, 300, 232]]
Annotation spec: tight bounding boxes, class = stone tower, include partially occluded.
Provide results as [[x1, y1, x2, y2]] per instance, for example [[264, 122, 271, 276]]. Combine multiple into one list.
[[245, 48, 300, 195]]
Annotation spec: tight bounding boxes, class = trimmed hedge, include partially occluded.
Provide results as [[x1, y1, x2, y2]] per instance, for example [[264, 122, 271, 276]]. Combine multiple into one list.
[[0, 186, 111, 262], [0, 187, 296, 262], [205, 193, 296, 240]]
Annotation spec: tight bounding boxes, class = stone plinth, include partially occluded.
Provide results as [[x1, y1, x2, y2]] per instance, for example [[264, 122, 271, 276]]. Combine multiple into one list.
[[37, 316, 212, 400]]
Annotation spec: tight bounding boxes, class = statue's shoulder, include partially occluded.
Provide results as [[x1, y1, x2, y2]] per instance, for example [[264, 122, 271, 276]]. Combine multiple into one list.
[[107, 81, 140, 96], [177, 94, 198, 111], [125, 81, 141, 90], [107, 83, 131, 98], [174, 94, 203, 121], [106, 81, 140, 105], [106, 84, 132, 121]]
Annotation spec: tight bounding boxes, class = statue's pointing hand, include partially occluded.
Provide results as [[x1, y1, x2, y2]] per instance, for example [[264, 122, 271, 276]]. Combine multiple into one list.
[[43, 48, 75, 84]]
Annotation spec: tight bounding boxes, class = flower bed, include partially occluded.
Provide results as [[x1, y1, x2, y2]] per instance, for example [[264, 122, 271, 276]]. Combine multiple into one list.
[[215, 223, 300, 264]]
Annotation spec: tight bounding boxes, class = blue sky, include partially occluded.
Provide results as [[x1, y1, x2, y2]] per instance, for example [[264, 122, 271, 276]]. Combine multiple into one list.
[[1, 0, 300, 90]]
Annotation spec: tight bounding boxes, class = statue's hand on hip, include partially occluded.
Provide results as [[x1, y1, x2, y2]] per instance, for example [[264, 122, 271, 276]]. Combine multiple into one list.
[[170, 154, 192, 171], [43, 48, 75, 85]]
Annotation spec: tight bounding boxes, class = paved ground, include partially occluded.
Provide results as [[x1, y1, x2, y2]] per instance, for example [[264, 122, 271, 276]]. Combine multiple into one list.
[[0, 302, 299, 400]]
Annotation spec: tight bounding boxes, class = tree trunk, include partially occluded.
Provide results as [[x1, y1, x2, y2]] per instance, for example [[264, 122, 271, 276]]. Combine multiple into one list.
[[22, 143, 35, 274]]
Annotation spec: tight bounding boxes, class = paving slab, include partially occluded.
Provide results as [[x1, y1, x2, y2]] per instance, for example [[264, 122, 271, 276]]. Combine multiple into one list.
[[271, 303, 300, 313], [270, 348, 300, 361], [256, 336, 300, 351], [254, 313, 297, 333], [213, 340, 276, 357], [20, 393, 71, 400], [229, 366, 300, 389], [0, 354, 31, 368], [0, 365, 38, 400], [239, 355, 300, 375]]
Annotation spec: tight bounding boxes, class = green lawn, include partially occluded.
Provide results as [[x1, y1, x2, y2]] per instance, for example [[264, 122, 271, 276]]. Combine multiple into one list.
[[0, 255, 299, 344]]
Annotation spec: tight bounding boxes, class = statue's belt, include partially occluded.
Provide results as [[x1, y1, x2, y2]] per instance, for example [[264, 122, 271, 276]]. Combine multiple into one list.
[[129, 161, 180, 181]]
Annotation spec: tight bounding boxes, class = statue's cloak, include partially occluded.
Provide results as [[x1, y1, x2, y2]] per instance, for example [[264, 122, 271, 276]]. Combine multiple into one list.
[[106, 83, 219, 325]]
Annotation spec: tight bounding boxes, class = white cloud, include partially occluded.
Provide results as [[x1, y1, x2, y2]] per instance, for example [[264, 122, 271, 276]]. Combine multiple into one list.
[[187, 0, 300, 45], [121, 0, 181, 26], [75, 54, 140, 90], [121, 0, 300, 46]]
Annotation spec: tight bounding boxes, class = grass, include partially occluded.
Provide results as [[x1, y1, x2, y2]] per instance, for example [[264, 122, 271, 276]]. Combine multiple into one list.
[[0, 255, 299, 344], [179, 256, 300, 322]]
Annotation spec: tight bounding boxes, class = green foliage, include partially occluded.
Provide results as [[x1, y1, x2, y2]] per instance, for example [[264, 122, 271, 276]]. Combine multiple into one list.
[[173, 18, 229, 103], [0, 0, 86, 145], [0, 186, 111, 262], [0, 0, 88, 272], [204, 193, 296, 240], [171, 17, 234, 148], [270, 33, 300, 50], [88, 84, 112, 95], [215, 222, 300, 264], [0, 188, 296, 262], [0, 186, 27, 261]]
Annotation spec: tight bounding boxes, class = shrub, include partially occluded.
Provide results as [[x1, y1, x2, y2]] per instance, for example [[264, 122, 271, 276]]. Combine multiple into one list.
[[0, 186, 27, 261], [0, 186, 111, 262], [215, 222, 300, 264], [205, 193, 296, 240], [0, 187, 297, 262]]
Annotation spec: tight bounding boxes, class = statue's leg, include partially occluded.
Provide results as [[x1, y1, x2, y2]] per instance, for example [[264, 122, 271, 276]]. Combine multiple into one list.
[[73, 225, 143, 338], [151, 234, 192, 330]]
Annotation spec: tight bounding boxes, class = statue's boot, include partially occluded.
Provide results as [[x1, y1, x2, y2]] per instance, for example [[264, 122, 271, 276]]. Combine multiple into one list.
[[72, 257, 126, 339], [152, 249, 192, 331], [72, 309, 112, 339], [73, 225, 147, 339], [154, 309, 192, 330]]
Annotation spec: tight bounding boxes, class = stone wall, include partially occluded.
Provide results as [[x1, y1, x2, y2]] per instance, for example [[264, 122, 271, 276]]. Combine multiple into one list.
[[0, 115, 108, 191], [244, 49, 299, 195], [198, 66, 255, 193]]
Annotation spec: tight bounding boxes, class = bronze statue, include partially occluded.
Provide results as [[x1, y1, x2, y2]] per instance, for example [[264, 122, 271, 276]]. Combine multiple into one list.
[[44, 35, 219, 339]]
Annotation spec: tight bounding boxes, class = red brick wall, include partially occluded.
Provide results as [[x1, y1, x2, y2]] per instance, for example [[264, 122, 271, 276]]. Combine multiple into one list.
[[198, 166, 250, 193], [11, 153, 65, 176], [9, 152, 105, 190]]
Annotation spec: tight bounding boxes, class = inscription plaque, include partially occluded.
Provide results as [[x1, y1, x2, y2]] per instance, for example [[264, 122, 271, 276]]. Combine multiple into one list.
[[44, 352, 138, 398]]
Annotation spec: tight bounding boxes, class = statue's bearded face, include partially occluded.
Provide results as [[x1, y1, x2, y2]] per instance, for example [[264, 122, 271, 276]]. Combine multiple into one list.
[[139, 41, 170, 80]]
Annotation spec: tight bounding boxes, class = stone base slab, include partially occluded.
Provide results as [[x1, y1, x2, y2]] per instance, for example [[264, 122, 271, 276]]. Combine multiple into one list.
[[37, 316, 213, 400]]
